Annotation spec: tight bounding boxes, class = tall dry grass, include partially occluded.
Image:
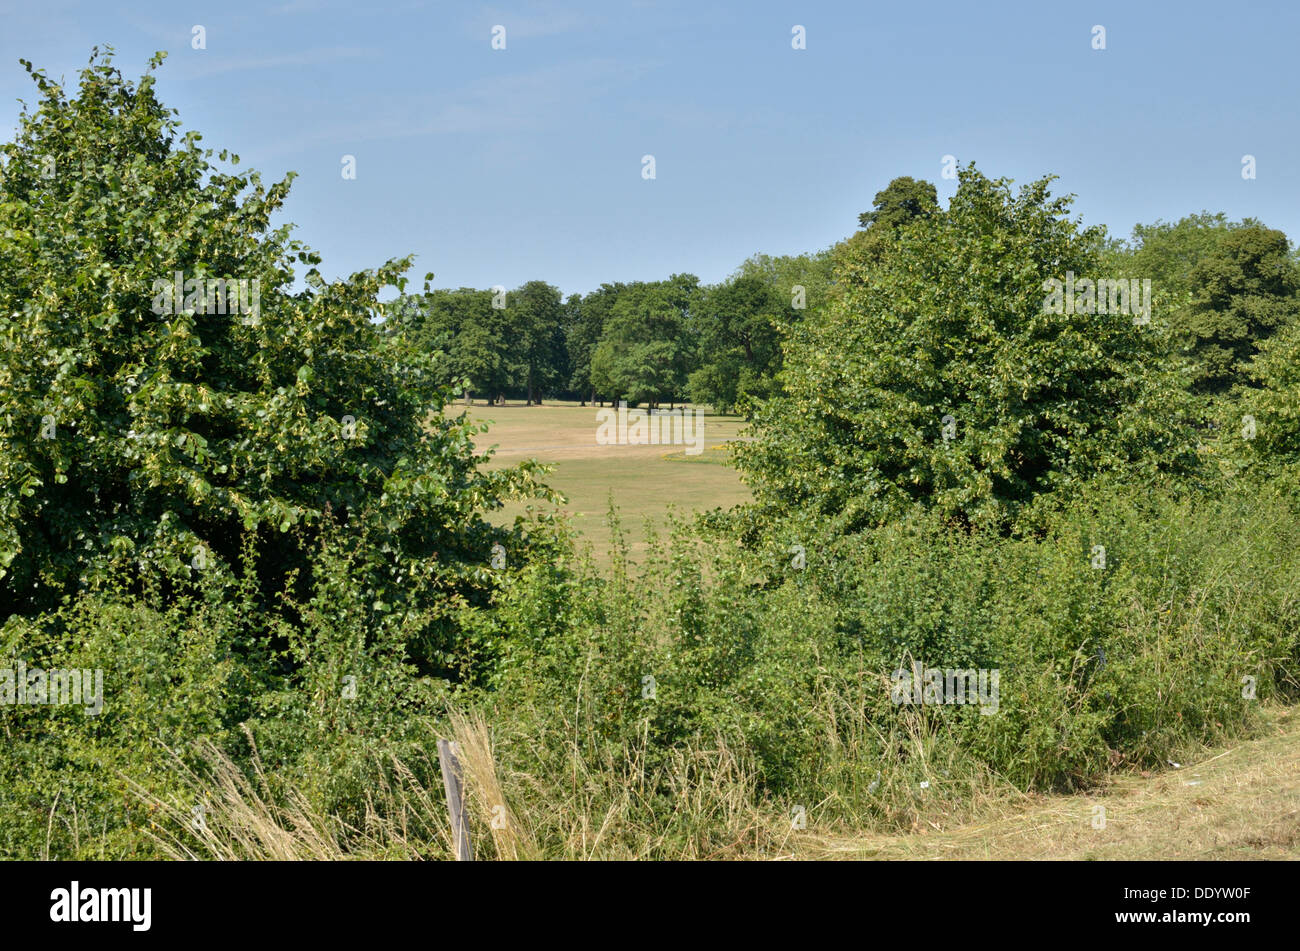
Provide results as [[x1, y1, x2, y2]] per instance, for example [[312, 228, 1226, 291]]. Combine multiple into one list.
[[127, 686, 1031, 860], [130, 725, 451, 860]]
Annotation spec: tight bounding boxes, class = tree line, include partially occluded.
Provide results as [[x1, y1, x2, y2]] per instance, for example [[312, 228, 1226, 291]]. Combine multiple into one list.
[[390, 174, 1300, 425], [385, 254, 833, 413]]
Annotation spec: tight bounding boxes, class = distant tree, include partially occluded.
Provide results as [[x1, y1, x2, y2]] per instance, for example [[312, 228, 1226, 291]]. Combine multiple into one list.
[[406, 288, 512, 400], [1123, 214, 1300, 397], [687, 275, 784, 413], [565, 283, 626, 405], [848, 176, 943, 267], [506, 280, 565, 403], [1179, 226, 1300, 396], [734, 251, 836, 321], [1127, 212, 1244, 304], [857, 176, 939, 230], [591, 275, 698, 407]]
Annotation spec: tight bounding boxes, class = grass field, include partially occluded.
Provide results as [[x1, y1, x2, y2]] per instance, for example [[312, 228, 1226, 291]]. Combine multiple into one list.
[[449, 400, 752, 559]]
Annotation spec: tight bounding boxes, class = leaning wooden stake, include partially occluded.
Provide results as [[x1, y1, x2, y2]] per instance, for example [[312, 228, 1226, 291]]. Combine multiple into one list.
[[437, 738, 474, 861]]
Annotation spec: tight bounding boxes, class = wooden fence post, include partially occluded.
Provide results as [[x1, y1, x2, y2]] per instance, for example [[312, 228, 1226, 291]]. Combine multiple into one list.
[[437, 738, 474, 861]]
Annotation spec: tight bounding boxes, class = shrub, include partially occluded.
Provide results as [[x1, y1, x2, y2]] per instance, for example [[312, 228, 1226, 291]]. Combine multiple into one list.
[[466, 480, 1300, 850], [735, 165, 1199, 536], [0, 568, 256, 858], [0, 50, 553, 672]]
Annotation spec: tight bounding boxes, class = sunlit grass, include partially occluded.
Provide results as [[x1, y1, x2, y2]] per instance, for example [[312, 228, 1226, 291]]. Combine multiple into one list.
[[448, 400, 752, 561]]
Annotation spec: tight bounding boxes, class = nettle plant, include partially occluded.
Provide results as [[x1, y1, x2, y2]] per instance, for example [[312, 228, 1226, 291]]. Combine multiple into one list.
[[736, 165, 1199, 535], [0, 51, 553, 650]]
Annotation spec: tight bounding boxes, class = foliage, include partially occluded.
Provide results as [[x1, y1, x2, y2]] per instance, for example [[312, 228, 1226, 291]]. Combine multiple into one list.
[[563, 283, 626, 403], [506, 280, 566, 403], [733, 250, 836, 315], [590, 274, 698, 406], [0, 565, 258, 858], [1126, 212, 1246, 304], [857, 175, 939, 230], [686, 275, 785, 413], [0, 51, 552, 647], [1119, 213, 1300, 398], [734, 165, 1200, 535], [400, 287, 513, 399], [1177, 225, 1300, 396], [456, 479, 1300, 853], [1228, 316, 1300, 476]]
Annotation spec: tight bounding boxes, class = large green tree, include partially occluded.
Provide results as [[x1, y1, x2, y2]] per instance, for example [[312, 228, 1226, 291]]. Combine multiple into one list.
[[733, 251, 835, 313], [564, 282, 625, 405], [846, 175, 943, 269], [1178, 225, 1300, 396], [857, 175, 939, 231], [735, 166, 1198, 534], [1121, 214, 1300, 398], [506, 280, 566, 404], [1126, 212, 1243, 302], [687, 275, 784, 413], [590, 275, 698, 407], [0, 52, 550, 639], [402, 287, 513, 400]]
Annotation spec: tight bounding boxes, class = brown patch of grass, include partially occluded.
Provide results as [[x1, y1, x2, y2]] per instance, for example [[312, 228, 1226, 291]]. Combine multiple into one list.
[[795, 706, 1300, 860], [447, 401, 751, 562], [128, 726, 453, 860], [445, 710, 536, 860]]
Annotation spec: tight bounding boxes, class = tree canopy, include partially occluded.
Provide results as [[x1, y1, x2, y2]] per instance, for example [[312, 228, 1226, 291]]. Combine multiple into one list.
[[0, 51, 549, 644], [735, 165, 1199, 534], [590, 274, 698, 407], [1123, 214, 1300, 397], [857, 175, 939, 231]]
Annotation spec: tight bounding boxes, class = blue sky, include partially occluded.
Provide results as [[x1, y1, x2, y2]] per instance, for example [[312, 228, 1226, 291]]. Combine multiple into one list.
[[2, 0, 1298, 297]]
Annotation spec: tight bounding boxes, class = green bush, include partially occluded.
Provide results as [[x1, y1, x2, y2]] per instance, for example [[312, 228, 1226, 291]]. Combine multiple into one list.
[[0, 51, 552, 671], [0, 568, 256, 858], [735, 165, 1199, 536], [470, 478, 1300, 849], [0, 520, 468, 858]]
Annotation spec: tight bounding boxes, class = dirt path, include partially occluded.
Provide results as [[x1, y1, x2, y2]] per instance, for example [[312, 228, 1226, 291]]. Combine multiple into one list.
[[803, 707, 1300, 860]]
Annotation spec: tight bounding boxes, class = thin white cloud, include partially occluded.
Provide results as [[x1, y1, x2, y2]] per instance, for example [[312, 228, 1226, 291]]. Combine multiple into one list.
[[478, 3, 595, 40], [252, 56, 655, 158], [169, 45, 378, 80]]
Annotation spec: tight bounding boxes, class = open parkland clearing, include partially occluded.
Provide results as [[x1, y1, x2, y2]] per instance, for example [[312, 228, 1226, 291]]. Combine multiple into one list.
[[449, 401, 752, 561]]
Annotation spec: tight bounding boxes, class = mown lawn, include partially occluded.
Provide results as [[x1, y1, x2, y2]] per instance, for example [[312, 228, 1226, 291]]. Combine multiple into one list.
[[801, 706, 1300, 861], [447, 400, 752, 560]]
